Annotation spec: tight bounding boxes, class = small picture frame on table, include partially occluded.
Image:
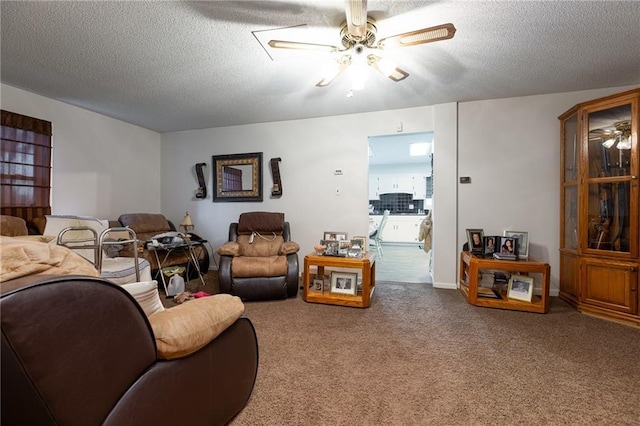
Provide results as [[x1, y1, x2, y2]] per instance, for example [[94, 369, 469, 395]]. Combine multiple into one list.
[[337, 240, 352, 256], [504, 230, 529, 259], [321, 240, 339, 256], [483, 236, 498, 256], [330, 271, 358, 295], [498, 236, 517, 256], [323, 231, 348, 241], [466, 229, 484, 254], [351, 236, 367, 251], [310, 278, 324, 293], [507, 275, 534, 302]]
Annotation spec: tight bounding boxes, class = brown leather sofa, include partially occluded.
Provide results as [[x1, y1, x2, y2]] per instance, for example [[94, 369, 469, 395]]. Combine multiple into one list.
[[218, 211, 299, 300], [1, 274, 258, 426]]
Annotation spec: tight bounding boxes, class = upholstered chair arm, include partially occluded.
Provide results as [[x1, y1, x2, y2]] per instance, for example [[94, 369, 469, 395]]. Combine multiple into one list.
[[218, 255, 232, 294], [285, 253, 299, 298], [279, 241, 300, 255]]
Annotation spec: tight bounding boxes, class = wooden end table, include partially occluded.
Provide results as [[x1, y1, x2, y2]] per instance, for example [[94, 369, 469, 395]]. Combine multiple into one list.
[[303, 251, 376, 308]]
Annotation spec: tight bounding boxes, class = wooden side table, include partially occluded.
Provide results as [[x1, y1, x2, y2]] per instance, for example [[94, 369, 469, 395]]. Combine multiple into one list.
[[303, 251, 376, 308], [459, 251, 551, 313]]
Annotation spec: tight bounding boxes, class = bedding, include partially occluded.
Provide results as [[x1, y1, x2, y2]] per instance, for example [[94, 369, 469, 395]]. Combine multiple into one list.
[[0, 236, 101, 282]]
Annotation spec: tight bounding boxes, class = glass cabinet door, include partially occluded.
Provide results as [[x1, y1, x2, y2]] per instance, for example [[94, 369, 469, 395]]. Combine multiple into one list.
[[561, 113, 579, 250], [584, 102, 634, 254]]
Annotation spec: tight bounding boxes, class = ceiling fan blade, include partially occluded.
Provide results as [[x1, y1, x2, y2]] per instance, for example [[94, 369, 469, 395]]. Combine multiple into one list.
[[316, 57, 350, 87], [344, 0, 368, 38], [368, 55, 409, 82], [377, 23, 456, 49], [268, 40, 339, 52]]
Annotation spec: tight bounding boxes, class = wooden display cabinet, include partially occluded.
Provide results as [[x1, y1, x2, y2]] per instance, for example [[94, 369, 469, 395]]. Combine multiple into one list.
[[459, 251, 550, 314], [559, 88, 640, 326]]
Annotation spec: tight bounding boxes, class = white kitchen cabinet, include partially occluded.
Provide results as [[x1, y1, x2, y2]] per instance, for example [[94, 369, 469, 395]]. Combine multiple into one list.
[[371, 174, 428, 200], [379, 215, 424, 243]]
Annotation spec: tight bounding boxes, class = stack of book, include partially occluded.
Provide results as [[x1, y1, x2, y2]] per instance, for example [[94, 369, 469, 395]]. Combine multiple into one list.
[[494, 271, 510, 288], [477, 286, 501, 299], [479, 269, 496, 287], [493, 252, 517, 260]]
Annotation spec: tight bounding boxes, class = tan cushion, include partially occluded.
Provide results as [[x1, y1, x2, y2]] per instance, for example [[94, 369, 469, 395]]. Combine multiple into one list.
[[279, 241, 300, 255], [149, 294, 244, 360], [120, 280, 165, 317], [218, 241, 242, 256], [237, 234, 284, 257], [0, 215, 28, 237], [237, 212, 284, 234], [231, 255, 287, 277]]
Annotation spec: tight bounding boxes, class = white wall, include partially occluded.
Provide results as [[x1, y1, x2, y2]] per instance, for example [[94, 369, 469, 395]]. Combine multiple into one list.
[[1, 84, 162, 218], [160, 105, 449, 277], [457, 85, 638, 295]]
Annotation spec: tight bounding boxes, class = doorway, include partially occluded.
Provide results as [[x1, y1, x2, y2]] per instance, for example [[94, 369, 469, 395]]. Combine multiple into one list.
[[368, 132, 433, 283]]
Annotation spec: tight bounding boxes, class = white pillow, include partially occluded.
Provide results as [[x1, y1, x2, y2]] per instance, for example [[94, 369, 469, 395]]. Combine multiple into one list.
[[120, 280, 165, 317]]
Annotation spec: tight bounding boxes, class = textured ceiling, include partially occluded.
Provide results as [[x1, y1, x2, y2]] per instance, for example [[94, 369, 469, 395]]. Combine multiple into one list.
[[1, 1, 639, 133]]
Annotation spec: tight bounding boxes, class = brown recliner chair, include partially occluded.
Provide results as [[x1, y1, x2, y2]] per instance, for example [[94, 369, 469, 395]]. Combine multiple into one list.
[[218, 211, 299, 301], [1, 274, 258, 426]]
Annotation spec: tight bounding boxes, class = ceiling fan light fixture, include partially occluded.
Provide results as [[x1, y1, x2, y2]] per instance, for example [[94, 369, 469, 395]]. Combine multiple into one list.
[[602, 135, 616, 149]]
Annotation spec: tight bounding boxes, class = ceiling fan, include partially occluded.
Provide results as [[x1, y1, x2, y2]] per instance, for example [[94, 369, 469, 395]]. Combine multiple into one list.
[[267, 0, 456, 89]]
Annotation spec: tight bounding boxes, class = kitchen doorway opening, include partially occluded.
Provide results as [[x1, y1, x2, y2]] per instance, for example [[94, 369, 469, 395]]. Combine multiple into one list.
[[368, 132, 433, 284]]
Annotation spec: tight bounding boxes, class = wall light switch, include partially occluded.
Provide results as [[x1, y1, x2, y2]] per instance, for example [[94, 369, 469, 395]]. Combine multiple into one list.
[[335, 186, 341, 196], [460, 176, 472, 184]]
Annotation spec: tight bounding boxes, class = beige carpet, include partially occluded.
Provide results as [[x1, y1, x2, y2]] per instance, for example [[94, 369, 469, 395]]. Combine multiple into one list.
[[223, 280, 640, 425]]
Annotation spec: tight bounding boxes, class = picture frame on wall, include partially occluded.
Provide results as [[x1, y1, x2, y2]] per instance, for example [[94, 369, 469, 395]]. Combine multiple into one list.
[[507, 275, 534, 302], [330, 271, 358, 295], [466, 229, 484, 254], [504, 230, 529, 259]]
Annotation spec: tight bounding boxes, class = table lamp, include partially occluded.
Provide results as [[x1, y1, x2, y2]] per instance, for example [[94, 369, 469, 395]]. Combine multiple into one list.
[[180, 211, 194, 235]]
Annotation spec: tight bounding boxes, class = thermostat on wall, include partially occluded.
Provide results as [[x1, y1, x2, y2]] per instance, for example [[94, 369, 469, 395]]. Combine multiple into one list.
[[334, 169, 343, 175]]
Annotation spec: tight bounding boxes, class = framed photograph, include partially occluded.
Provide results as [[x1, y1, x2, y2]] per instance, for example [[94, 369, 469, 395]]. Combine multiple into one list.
[[351, 236, 367, 251], [330, 271, 358, 295], [466, 229, 484, 254], [483, 235, 498, 255], [310, 278, 324, 293], [507, 275, 534, 302], [321, 240, 339, 256], [498, 236, 517, 256], [323, 231, 348, 241], [337, 240, 352, 256], [504, 230, 529, 259]]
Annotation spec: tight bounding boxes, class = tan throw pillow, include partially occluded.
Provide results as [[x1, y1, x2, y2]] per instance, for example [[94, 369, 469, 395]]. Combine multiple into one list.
[[218, 241, 241, 256], [120, 280, 165, 317], [149, 294, 244, 360]]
